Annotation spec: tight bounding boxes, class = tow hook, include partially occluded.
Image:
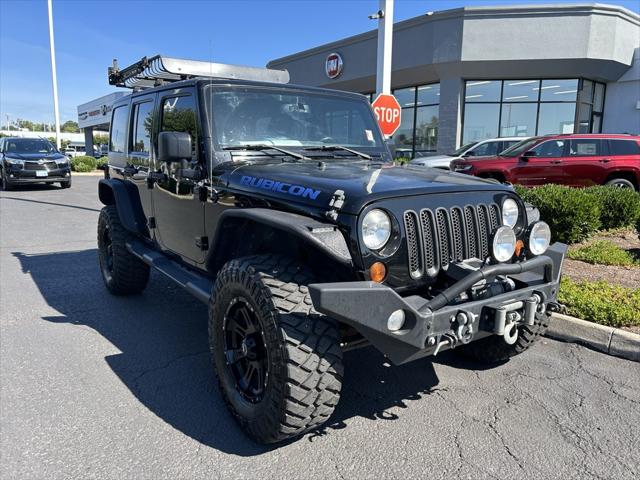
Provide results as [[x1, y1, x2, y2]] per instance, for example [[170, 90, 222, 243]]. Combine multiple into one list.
[[431, 311, 475, 356], [494, 295, 541, 345]]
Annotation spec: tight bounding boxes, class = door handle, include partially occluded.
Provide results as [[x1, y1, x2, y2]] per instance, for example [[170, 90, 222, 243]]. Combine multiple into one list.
[[599, 158, 611, 163], [550, 160, 563, 165]]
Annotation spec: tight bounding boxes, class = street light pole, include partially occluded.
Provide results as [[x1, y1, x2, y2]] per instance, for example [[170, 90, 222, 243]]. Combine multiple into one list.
[[373, 0, 394, 96], [47, 0, 61, 149]]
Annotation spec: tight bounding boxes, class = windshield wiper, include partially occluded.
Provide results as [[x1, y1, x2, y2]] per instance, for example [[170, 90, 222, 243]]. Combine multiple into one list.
[[302, 145, 371, 160], [223, 144, 311, 161]]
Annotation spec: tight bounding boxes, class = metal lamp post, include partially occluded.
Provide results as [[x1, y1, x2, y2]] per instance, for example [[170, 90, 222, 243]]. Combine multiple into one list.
[[47, 0, 61, 149]]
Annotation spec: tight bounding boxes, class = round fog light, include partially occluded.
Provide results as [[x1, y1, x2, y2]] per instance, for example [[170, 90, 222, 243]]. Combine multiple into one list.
[[492, 226, 517, 262], [387, 309, 405, 331], [528, 221, 551, 256]]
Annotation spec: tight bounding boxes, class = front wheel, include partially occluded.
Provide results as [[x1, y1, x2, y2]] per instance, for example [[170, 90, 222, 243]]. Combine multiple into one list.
[[1, 169, 13, 191], [209, 255, 343, 444], [60, 178, 72, 189], [457, 312, 551, 364]]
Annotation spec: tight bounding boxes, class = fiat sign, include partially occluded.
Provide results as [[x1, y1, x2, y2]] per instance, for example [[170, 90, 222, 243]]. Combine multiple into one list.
[[371, 94, 402, 136], [325, 53, 343, 79]]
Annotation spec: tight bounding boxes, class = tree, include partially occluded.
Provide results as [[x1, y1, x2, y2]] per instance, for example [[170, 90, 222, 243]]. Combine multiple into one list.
[[61, 120, 80, 133]]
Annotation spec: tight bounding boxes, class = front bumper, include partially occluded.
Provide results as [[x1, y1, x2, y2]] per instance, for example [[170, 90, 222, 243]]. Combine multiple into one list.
[[309, 242, 567, 364], [6, 168, 71, 183]]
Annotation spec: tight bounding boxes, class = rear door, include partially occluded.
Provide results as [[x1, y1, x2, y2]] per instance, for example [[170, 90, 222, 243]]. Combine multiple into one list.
[[608, 139, 640, 183], [151, 87, 207, 265], [563, 138, 608, 186], [127, 94, 156, 223], [511, 138, 567, 186]]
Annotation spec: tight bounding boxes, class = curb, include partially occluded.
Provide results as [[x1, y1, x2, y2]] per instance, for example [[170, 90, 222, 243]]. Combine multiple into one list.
[[71, 171, 103, 176], [546, 313, 640, 362]]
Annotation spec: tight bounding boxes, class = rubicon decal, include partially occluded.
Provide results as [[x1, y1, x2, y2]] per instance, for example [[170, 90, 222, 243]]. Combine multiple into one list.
[[240, 175, 321, 200]]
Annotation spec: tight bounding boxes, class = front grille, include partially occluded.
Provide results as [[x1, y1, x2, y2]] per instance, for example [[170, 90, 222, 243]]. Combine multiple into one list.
[[24, 161, 57, 170], [404, 203, 500, 278]]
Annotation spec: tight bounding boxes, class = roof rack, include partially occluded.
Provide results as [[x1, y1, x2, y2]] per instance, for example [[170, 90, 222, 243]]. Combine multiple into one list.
[[108, 55, 290, 90]]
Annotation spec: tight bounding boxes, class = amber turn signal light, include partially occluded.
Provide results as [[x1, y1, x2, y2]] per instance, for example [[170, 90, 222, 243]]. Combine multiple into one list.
[[369, 262, 387, 283], [515, 239, 525, 257]]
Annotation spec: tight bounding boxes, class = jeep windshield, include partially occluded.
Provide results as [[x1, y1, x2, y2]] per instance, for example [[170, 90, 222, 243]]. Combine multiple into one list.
[[500, 138, 541, 157], [5, 138, 57, 154], [205, 87, 384, 157]]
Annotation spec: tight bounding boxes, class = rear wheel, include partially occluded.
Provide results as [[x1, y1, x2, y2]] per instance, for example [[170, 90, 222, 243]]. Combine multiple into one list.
[[457, 311, 551, 364], [97, 205, 150, 295], [209, 254, 343, 444], [605, 177, 636, 190]]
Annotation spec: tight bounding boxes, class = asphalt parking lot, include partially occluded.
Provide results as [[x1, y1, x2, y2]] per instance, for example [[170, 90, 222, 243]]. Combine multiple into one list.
[[1, 175, 639, 479]]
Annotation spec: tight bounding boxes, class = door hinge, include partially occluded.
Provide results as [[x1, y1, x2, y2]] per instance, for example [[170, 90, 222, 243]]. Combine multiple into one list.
[[195, 236, 209, 250], [147, 217, 156, 229]]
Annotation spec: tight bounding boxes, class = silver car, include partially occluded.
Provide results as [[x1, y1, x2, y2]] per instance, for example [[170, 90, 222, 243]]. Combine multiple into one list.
[[410, 137, 529, 169]]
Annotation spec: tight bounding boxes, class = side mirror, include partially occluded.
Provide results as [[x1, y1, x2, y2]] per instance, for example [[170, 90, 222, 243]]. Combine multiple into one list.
[[521, 150, 537, 159], [158, 131, 192, 162], [463, 150, 475, 157]]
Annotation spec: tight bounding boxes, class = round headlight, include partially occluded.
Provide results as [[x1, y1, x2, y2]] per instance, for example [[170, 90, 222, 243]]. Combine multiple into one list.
[[528, 221, 551, 256], [502, 198, 519, 228], [362, 209, 391, 250], [492, 226, 517, 262]]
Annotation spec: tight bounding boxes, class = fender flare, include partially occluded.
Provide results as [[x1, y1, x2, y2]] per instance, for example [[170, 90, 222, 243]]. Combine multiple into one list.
[[209, 208, 353, 269], [98, 178, 148, 236]]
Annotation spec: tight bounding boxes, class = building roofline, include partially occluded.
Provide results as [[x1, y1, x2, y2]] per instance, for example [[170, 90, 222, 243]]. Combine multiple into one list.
[[267, 3, 640, 67]]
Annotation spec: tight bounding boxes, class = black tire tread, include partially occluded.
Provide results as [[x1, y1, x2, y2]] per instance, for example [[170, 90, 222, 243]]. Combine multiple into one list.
[[209, 254, 343, 443], [97, 205, 150, 295]]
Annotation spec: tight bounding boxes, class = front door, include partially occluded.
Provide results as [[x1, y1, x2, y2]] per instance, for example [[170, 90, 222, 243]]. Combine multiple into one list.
[[152, 88, 206, 264], [511, 138, 567, 186]]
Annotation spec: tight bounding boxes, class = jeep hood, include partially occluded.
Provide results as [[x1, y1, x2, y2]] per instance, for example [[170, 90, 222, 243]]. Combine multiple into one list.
[[225, 160, 510, 215]]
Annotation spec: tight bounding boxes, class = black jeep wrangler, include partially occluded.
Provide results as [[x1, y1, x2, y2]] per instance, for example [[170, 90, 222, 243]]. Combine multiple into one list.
[[97, 56, 566, 444]]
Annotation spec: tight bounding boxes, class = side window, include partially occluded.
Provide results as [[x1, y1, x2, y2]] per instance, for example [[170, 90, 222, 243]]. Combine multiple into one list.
[[471, 141, 499, 156], [160, 95, 197, 158], [110, 105, 129, 153], [609, 140, 640, 156], [501, 141, 519, 152], [531, 140, 565, 157], [569, 139, 601, 156], [130, 102, 154, 154]]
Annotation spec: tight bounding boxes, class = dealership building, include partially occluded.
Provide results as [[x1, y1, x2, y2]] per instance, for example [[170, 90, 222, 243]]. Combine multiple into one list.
[[267, 3, 640, 156]]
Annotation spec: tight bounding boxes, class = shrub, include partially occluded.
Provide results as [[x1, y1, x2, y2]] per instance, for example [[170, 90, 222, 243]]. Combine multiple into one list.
[[584, 186, 640, 230], [96, 156, 108, 168], [71, 155, 97, 172], [558, 278, 640, 327], [515, 184, 601, 244], [568, 240, 639, 266]]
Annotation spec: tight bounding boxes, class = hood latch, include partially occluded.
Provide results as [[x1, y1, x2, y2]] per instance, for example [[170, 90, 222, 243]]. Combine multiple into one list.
[[325, 189, 345, 221]]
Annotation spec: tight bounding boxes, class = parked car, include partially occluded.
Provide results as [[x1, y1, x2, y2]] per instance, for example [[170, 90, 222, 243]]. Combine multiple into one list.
[[0, 137, 72, 190], [410, 137, 527, 169], [451, 134, 640, 190], [64, 145, 86, 158]]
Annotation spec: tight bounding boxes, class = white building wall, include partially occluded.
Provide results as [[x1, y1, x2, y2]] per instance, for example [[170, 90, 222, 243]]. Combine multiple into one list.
[[603, 47, 640, 135]]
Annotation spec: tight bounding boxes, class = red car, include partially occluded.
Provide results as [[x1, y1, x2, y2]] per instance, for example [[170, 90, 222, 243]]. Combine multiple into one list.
[[451, 134, 640, 190]]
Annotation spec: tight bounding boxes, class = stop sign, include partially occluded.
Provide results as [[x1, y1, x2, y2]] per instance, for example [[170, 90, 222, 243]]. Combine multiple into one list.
[[372, 94, 402, 136]]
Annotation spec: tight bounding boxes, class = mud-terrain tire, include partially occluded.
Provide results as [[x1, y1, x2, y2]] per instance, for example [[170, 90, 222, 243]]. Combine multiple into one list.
[[97, 205, 150, 295], [209, 254, 343, 444], [457, 311, 551, 364]]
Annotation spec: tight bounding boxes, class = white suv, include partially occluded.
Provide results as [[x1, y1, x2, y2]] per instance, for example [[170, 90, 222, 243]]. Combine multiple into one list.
[[410, 137, 529, 170]]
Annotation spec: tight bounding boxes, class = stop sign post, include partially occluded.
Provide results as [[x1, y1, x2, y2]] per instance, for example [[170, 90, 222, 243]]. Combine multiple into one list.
[[372, 94, 401, 137]]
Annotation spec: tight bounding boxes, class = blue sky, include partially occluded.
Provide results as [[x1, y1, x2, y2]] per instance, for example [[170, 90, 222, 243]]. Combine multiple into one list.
[[1, 0, 639, 125]]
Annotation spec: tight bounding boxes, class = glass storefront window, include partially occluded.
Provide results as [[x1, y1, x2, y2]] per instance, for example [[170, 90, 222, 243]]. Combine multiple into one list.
[[577, 103, 592, 133], [414, 105, 438, 152], [500, 103, 537, 137], [393, 87, 416, 107], [537, 103, 576, 135], [593, 83, 605, 112], [465, 80, 501, 102], [579, 79, 594, 104], [392, 107, 415, 156], [417, 84, 440, 106], [539, 79, 578, 101], [463, 103, 500, 142], [502, 80, 539, 102]]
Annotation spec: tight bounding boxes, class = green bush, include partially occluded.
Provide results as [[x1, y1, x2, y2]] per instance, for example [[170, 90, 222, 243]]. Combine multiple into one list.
[[584, 186, 640, 230], [71, 155, 97, 172], [558, 278, 640, 327], [96, 156, 108, 168], [515, 184, 601, 244], [568, 240, 639, 266]]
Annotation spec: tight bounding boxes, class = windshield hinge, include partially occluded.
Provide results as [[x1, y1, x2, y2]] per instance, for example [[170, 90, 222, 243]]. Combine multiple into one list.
[[325, 189, 345, 221]]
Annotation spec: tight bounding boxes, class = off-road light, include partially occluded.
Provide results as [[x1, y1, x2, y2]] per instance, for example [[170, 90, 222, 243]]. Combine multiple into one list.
[[502, 198, 519, 228], [492, 226, 517, 262], [527, 221, 551, 256], [387, 309, 405, 331], [362, 209, 391, 250]]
